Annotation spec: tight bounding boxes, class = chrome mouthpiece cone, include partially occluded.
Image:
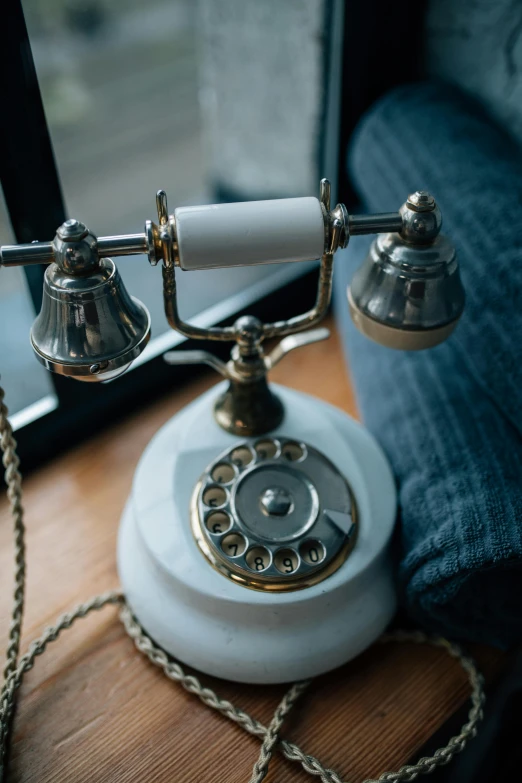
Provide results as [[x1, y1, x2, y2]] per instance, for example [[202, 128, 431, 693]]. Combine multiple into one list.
[[348, 194, 465, 350], [348, 233, 464, 350], [31, 258, 151, 381]]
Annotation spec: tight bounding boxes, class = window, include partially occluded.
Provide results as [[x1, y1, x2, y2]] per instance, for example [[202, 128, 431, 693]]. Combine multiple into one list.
[[2, 0, 344, 470], [0, 189, 57, 424]]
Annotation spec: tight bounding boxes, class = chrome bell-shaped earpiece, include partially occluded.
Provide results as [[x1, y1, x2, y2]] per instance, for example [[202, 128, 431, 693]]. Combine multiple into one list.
[[31, 219, 151, 381], [348, 192, 465, 350]]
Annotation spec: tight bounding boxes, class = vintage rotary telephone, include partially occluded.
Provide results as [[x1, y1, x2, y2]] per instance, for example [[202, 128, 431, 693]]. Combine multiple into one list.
[[0, 181, 464, 685]]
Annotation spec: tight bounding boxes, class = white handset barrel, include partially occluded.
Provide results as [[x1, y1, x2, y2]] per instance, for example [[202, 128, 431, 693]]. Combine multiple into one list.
[[174, 196, 325, 271]]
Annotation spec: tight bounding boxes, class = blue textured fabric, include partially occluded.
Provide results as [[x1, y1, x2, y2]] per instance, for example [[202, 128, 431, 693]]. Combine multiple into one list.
[[333, 82, 522, 648]]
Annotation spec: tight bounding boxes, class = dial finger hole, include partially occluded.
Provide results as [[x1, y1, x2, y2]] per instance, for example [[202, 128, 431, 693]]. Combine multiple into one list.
[[300, 539, 325, 565], [221, 532, 247, 558], [202, 485, 227, 508], [211, 462, 236, 484], [245, 546, 271, 573], [281, 441, 305, 462], [254, 439, 279, 460], [230, 446, 254, 468], [274, 548, 299, 575], [205, 511, 231, 535]]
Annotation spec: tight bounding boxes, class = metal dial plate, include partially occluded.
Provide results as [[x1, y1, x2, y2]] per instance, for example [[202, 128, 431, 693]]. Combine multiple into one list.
[[191, 437, 358, 591]]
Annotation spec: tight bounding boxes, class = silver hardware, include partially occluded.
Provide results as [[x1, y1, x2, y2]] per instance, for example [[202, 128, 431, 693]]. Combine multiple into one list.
[[407, 190, 436, 211], [348, 192, 464, 350], [348, 212, 404, 236], [399, 191, 442, 244], [165, 323, 330, 435], [0, 180, 464, 390], [264, 328, 330, 371], [260, 487, 294, 517], [160, 180, 342, 435], [191, 437, 358, 591], [99, 234, 149, 258], [56, 219, 88, 240], [31, 255, 150, 382], [163, 327, 330, 378], [235, 464, 319, 543], [52, 219, 100, 275]]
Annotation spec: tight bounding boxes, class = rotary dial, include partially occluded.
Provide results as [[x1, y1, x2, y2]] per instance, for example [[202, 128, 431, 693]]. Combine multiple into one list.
[[191, 437, 358, 591]]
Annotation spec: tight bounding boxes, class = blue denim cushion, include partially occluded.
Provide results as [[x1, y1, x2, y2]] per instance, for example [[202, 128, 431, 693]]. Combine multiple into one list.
[[333, 81, 522, 648]]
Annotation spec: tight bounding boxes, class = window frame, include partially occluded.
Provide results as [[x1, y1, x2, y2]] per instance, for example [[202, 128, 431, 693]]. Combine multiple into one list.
[[2, 0, 424, 472]]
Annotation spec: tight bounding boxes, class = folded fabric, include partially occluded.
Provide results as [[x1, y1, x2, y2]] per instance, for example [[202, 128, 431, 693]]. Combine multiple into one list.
[[333, 81, 522, 648]]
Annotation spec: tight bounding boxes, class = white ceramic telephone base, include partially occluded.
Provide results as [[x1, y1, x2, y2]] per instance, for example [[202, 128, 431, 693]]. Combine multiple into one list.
[[117, 382, 397, 684]]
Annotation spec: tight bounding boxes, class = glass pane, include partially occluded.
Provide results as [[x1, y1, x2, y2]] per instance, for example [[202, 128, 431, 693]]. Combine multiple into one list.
[[0, 190, 57, 424], [23, 0, 322, 346]]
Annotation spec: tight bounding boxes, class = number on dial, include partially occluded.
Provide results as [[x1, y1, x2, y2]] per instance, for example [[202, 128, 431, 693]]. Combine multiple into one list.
[[246, 546, 271, 572], [221, 532, 246, 558]]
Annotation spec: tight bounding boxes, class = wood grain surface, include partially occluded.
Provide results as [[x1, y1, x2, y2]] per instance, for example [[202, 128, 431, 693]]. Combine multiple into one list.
[[0, 318, 502, 782]]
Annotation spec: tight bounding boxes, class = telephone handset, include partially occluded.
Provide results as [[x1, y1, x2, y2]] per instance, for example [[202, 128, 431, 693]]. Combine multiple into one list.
[[0, 181, 465, 684]]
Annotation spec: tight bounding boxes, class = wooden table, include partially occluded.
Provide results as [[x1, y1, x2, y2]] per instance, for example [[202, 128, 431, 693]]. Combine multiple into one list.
[[0, 319, 501, 782]]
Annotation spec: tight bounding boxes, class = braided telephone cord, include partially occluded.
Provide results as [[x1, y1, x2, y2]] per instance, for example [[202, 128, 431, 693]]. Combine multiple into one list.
[[120, 608, 485, 783], [0, 389, 25, 687], [248, 680, 311, 783], [0, 382, 485, 783], [0, 385, 26, 773]]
